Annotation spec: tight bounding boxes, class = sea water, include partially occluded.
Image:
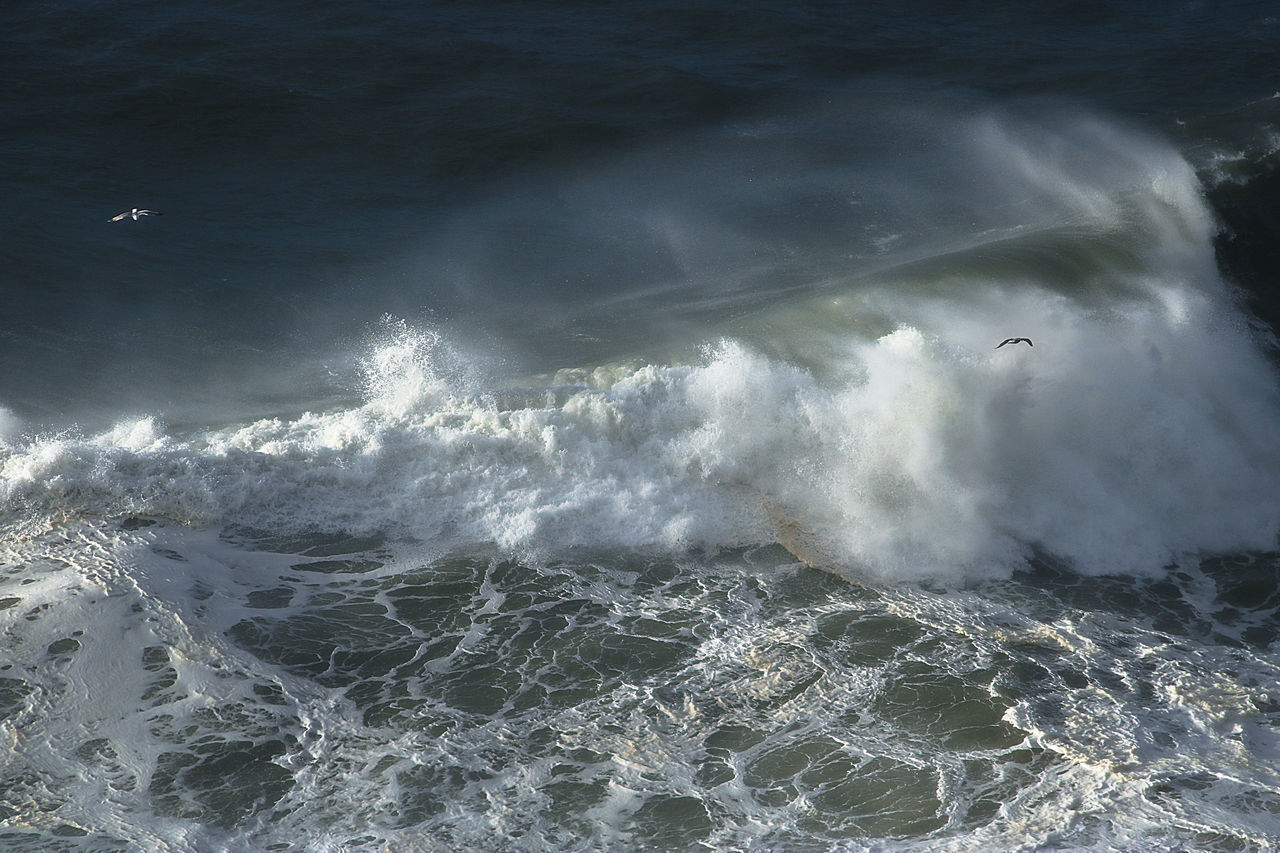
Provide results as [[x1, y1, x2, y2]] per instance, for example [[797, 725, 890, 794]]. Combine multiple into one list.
[[3, 3, 1280, 850]]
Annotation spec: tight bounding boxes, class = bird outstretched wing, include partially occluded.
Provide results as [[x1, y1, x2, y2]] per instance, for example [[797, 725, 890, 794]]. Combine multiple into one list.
[[108, 209, 162, 221]]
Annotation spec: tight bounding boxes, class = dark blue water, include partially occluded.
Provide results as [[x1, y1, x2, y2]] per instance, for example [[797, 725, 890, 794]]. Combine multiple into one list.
[[5, 1, 1279, 426], [3, 3, 1280, 851]]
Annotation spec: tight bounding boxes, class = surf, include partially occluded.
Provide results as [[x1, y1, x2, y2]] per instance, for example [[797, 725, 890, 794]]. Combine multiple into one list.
[[5, 100, 1280, 585]]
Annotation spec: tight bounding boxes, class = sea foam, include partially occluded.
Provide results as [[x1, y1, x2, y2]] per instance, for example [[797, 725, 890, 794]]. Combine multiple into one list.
[[3, 107, 1279, 582]]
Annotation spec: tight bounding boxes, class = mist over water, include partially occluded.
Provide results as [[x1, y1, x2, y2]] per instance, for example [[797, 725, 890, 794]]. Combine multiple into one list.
[[6, 100, 1277, 580]]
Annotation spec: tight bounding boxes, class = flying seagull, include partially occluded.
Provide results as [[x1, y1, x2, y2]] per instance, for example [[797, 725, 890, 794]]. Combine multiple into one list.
[[996, 337, 1033, 348], [109, 208, 162, 222]]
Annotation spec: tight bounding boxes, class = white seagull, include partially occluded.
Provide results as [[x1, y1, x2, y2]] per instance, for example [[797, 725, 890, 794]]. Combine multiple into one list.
[[109, 208, 162, 222], [995, 337, 1033, 348]]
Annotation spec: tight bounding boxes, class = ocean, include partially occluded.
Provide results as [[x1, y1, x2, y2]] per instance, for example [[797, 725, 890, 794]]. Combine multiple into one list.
[[3, 2, 1280, 850]]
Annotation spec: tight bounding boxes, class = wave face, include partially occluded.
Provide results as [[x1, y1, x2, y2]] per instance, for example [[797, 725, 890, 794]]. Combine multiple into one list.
[[5, 104, 1279, 581], [4, 31, 1280, 853]]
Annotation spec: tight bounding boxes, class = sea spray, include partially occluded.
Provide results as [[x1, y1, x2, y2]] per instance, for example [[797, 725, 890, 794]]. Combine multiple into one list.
[[4, 283, 1279, 582]]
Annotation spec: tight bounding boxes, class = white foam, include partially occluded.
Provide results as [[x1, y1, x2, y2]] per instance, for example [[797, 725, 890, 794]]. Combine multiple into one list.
[[3, 292, 1277, 584], [3, 108, 1279, 583]]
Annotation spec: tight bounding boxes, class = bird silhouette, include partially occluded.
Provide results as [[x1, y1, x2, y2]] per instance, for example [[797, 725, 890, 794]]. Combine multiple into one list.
[[109, 208, 162, 221]]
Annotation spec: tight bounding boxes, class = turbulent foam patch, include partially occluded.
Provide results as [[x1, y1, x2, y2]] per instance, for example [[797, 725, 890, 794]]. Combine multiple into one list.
[[4, 518, 1276, 851]]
